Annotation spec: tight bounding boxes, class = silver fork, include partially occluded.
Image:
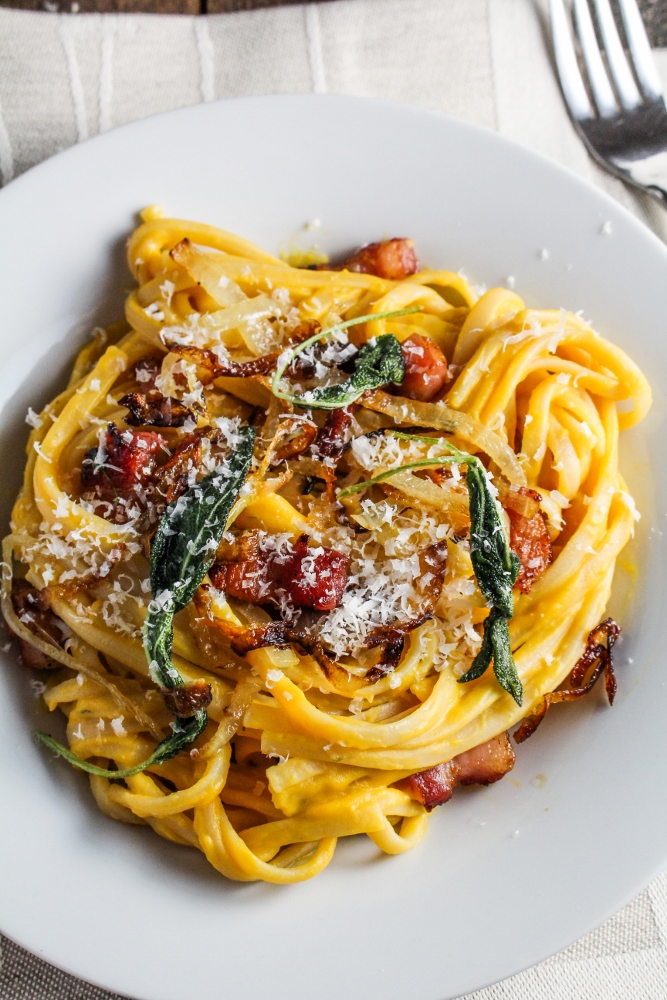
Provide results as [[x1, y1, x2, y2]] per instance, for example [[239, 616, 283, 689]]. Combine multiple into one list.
[[550, 0, 667, 204]]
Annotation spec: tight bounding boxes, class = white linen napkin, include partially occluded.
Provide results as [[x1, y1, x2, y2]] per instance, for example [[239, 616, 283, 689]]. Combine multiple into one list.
[[0, 2, 666, 997]]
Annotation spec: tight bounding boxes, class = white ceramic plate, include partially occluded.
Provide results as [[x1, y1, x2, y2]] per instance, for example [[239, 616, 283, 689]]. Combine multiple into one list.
[[0, 94, 666, 1000]]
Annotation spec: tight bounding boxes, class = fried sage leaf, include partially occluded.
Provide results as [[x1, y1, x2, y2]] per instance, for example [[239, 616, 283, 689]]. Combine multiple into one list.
[[458, 606, 522, 704], [271, 307, 421, 410], [302, 335, 405, 409], [38, 425, 256, 778], [145, 423, 256, 689], [464, 459, 520, 620], [35, 714, 207, 779], [451, 458, 521, 704]]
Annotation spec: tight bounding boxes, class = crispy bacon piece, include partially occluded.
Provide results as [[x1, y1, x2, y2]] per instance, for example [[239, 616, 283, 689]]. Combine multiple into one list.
[[503, 487, 552, 594], [314, 406, 356, 462], [209, 532, 349, 612], [81, 423, 167, 495], [398, 334, 450, 402], [321, 239, 420, 280], [161, 679, 213, 718], [9, 580, 65, 669], [408, 732, 516, 811], [279, 534, 349, 611], [80, 423, 208, 525], [209, 557, 271, 604], [119, 390, 192, 428], [514, 618, 620, 743]]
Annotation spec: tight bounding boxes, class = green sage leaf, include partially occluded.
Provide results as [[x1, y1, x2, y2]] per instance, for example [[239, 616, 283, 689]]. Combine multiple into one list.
[[35, 711, 208, 778], [36, 424, 256, 780], [271, 307, 421, 410], [299, 335, 405, 409], [466, 461, 520, 619], [458, 606, 521, 705], [489, 612, 522, 705], [458, 608, 496, 683], [461, 463, 522, 705], [145, 423, 256, 690]]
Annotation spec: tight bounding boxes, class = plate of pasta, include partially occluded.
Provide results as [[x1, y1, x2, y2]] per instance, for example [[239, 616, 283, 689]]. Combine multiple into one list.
[[0, 94, 666, 1000]]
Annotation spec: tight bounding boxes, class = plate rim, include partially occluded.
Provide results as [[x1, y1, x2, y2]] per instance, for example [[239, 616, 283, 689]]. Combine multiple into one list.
[[1, 91, 666, 1000]]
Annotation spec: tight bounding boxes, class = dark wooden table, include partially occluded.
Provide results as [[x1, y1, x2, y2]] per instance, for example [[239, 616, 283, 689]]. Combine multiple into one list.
[[0, 0, 665, 46], [0, 0, 317, 13]]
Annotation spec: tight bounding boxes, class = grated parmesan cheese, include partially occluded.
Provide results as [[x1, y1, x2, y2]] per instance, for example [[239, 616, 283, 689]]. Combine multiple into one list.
[[25, 407, 43, 429], [549, 489, 570, 509], [33, 441, 52, 463], [110, 716, 126, 736], [314, 501, 453, 661]]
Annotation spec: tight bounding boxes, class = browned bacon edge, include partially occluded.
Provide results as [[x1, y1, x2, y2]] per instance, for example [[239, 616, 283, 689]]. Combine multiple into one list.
[[210, 532, 349, 613], [315, 239, 420, 281], [398, 334, 450, 403], [502, 486, 553, 594], [513, 618, 620, 743], [119, 390, 192, 428], [9, 580, 65, 669], [314, 405, 357, 462], [407, 732, 516, 811]]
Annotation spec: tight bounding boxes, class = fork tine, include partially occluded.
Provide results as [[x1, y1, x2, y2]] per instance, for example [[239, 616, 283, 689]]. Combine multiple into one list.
[[593, 0, 642, 109], [617, 0, 664, 100], [573, 0, 617, 117], [550, 0, 594, 120]]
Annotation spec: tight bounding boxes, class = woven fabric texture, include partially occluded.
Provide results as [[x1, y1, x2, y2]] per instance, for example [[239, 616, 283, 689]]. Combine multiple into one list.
[[0, 1, 667, 997]]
